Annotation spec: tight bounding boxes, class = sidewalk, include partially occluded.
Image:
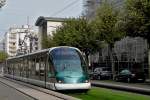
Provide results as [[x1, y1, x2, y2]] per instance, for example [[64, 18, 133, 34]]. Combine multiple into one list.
[[0, 76, 80, 100], [92, 80, 150, 95]]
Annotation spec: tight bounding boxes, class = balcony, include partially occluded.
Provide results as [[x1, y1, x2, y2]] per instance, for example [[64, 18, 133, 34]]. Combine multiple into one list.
[[9, 46, 16, 50], [9, 50, 16, 53], [9, 41, 16, 45], [9, 36, 16, 40]]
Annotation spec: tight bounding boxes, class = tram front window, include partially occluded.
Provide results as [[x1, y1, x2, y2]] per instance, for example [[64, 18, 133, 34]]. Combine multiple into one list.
[[50, 48, 88, 82]]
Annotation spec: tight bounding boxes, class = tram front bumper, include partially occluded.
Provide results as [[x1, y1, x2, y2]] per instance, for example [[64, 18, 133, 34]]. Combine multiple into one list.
[[55, 82, 91, 90]]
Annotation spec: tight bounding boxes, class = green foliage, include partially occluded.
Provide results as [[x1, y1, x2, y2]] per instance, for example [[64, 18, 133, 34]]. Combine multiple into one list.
[[124, 0, 150, 44], [42, 35, 56, 48], [0, 51, 8, 62], [92, 2, 125, 46], [91, 2, 125, 78], [41, 3, 125, 70], [43, 2, 125, 56], [52, 18, 99, 54]]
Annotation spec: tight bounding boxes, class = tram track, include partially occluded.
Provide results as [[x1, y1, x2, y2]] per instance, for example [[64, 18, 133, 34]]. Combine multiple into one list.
[[0, 76, 80, 100]]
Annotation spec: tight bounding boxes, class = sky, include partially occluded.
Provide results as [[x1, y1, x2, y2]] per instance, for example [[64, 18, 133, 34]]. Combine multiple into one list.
[[0, 0, 83, 38]]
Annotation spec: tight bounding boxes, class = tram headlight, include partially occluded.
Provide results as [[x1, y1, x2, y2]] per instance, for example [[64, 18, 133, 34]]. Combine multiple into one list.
[[85, 80, 89, 83], [58, 80, 62, 83]]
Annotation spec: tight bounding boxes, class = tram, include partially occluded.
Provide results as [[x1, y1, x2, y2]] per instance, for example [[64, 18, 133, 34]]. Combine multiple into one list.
[[4, 46, 91, 90]]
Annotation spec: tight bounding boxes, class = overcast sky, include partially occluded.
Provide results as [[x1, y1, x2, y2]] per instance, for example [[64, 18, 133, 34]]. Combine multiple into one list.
[[0, 0, 83, 37]]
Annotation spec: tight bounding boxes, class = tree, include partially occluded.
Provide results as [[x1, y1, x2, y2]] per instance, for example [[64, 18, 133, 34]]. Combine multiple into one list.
[[0, 51, 8, 63], [92, 2, 125, 79], [124, 0, 150, 78], [42, 35, 56, 49], [124, 0, 150, 40], [0, 0, 6, 8], [52, 18, 101, 65]]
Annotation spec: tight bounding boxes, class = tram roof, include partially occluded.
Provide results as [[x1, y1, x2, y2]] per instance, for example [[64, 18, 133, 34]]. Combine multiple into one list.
[[7, 48, 50, 60], [7, 46, 79, 60]]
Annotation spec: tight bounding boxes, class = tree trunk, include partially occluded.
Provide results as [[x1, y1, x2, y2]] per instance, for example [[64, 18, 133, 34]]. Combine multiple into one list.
[[85, 53, 89, 67], [109, 44, 115, 80]]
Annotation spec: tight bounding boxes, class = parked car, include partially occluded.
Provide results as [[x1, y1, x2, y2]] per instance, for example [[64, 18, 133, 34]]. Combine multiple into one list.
[[114, 69, 146, 83], [91, 67, 112, 80]]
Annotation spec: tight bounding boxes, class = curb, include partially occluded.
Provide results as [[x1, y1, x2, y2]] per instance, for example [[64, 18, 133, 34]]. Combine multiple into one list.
[[92, 82, 150, 95]]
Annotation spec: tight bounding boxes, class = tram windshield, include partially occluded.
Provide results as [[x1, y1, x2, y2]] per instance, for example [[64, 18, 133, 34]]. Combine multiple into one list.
[[50, 47, 87, 76]]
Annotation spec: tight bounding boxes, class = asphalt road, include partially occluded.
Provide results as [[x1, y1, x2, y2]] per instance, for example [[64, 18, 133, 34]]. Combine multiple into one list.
[[0, 82, 34, 100]]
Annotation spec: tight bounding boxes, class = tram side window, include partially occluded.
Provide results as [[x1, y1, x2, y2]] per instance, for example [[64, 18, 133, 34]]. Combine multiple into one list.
[[8, 63, 11, 74], [47, 57, 55, 79], [24, 58, 28, 78], [18, 60, 21, 77], [16, 61, 20, 76], [30, 58, 36, 79], [28, 58, 32, 78], [22, 59, 25, 77], [14, 61, 19, 76], [10, 63, 13, 75], [40, 57, 46, 81], [20, 59, 23, 77], [13, 62, 16, 76], [46, 57, 50, 81], [35, 58, 40, 80]]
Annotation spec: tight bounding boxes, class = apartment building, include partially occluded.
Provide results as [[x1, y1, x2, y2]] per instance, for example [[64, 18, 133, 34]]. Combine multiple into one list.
[[4, 25, 38, 57], [35, 16, 65, 50]]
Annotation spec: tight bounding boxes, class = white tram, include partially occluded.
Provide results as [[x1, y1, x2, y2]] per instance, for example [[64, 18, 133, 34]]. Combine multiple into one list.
[[4, 46, 91, 90]]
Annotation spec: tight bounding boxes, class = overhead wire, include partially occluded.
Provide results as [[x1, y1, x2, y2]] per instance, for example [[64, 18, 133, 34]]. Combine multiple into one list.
[[56, 1, 82, 17], [51, 0, 79, 17]]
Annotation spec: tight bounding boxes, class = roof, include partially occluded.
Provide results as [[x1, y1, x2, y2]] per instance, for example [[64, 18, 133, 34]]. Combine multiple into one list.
[[35, 16, 66, 26], [7, 48, 50, 60], [7, 46, 80, 60]]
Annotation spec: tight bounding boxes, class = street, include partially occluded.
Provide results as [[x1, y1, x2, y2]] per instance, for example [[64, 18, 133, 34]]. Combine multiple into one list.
[[0, 77, 78, 100], [0, 82, 34, 100]]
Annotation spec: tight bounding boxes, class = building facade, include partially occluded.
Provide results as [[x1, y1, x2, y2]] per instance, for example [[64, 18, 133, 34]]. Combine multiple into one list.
[[4, 25, 38, 57], [35, 16, 65, 50], [90, 37, 149, 77]]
